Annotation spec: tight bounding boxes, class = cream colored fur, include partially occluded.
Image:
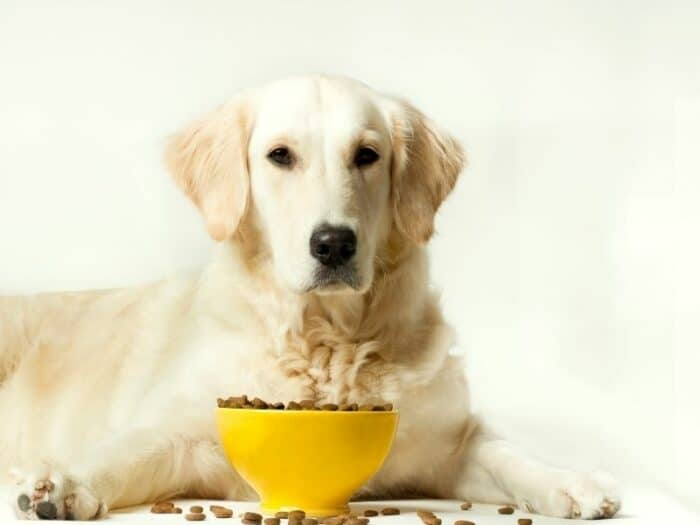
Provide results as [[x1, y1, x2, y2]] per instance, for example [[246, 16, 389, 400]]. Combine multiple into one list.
[[0, 76, 619, 520]]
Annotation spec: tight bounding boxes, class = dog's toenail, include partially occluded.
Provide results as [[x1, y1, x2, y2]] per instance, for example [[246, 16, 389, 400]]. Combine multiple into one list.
[[17, 494, 31, 511], [36, 501, 57, 520]]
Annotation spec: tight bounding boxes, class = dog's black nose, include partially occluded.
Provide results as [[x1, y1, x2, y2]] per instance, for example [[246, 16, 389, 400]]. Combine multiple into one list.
[[309, 225, 357, 268]]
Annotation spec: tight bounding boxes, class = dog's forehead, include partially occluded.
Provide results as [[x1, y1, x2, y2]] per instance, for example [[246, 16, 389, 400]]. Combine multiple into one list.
[[252, 76, 388, 142]]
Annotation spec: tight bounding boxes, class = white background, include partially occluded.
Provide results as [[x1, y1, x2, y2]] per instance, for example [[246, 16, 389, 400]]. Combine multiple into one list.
[[1, 0, 698, 517]]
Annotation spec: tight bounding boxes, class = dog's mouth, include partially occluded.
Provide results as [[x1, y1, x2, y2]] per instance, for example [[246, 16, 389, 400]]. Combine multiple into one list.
[[306, 264, 361, 294]]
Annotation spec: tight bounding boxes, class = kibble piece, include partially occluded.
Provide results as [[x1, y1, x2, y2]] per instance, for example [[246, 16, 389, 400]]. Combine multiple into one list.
[[299, 399, 316, 410], [275, 512, 289, 519], [347, 519, 369, 525], [272, 402, 285, 409], [321, 403, 339, 411], [244, 512, 263, 521], [339, 403, 358, 411], [288, 510, 306, 520], [424, 518, 441, 525], [265, 518, 281, 525], [175, 507, 183, 514], [231, 395, 249, 406], [243, 520, 262, 525], [363, 510, 378, 517], [381, 508, 400, 515], [358, 404, 374, 411], [287, 401, 302, 410], [186, 513, 206, 521], [517, 520, 532, 525], [151, 501, 175, 514], [498, 507, 514, 515], [371, 405, 386, 411], [454, 521, 474, 525], [459, 502, 472, 511], [288, 520, 302, 525], [210, 505, 228, 512], [214, 508, 233, 519], [252, 397, 269, 409], [302, 519, 318, 525], [323, 517, 345, 525], [190, 505, 204, 513]]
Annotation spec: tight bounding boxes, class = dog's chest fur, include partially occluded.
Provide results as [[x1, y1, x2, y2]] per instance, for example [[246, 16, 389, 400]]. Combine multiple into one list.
[[274, 315, 402, 406]]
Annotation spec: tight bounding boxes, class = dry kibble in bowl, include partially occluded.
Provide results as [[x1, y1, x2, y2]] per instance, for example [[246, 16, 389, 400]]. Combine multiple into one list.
[[454, 521, 474, 525], [218, 396, 394, 411], [265, 519, 281, 525], [518, 520, 533, 525], [381, 508, 400, 515], [363, 510, 378, 517], [186, 513, 206, 521], [289, 510, 306, 520], [190, 506, 204, 513], [498, 507, 514, 515], [275, 512, 289, 519], [459, 502, 472, 510]]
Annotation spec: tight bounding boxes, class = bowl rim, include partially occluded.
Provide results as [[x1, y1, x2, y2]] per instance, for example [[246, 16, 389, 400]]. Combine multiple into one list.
[[215, 407, 398, 415]]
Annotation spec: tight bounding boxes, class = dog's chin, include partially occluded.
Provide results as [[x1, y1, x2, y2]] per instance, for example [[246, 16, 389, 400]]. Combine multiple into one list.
[[304, 265, 369, 296], [310, 280, 364, 296]]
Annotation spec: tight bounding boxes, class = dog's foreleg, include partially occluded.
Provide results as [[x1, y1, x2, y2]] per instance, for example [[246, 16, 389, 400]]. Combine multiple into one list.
[[11, 425, 242, 520], [455, 431, 621, 519]]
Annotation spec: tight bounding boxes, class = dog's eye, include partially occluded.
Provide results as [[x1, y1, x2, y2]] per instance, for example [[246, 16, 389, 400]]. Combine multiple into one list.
[[354, 147, 379, 167], [267, 147, 293, 167]]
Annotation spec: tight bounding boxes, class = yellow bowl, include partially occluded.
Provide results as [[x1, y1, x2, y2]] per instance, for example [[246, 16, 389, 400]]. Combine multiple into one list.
[[216, 408, 399, 517]]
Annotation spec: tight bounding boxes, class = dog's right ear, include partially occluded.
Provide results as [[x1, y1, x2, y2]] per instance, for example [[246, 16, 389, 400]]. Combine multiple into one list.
[[164, 97, 252, 241]]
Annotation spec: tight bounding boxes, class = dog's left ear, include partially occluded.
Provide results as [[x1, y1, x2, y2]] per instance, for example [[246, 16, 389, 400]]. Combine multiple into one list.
[[165, 96, 252, 241], [389, 99, 465, 244]]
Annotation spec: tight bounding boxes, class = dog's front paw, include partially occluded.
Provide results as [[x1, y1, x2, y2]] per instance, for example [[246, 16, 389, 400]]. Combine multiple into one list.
[[11, 464, 107, 520], [521, 470, 620, 519]]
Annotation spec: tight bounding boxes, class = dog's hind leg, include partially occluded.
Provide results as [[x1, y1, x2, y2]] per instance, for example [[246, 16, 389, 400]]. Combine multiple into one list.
[[453, 430, 621, 519]]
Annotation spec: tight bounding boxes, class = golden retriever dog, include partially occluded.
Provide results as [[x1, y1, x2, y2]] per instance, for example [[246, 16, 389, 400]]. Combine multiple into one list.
[[0, 76, 620, 520]]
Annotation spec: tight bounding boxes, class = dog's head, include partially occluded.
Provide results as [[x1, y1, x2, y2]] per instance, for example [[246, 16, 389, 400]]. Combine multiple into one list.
[[166, 76, 464, 295]]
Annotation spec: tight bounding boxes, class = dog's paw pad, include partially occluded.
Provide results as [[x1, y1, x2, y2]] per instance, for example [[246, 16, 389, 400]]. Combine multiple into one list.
[[545, 471, 621, 519], [17, 494, 31, 512], [11, 467, 106, 520], [35, 501, 58, 520]]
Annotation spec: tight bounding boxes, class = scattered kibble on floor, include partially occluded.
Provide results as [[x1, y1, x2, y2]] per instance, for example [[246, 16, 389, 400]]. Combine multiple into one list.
[[148, 502, 534, 523]]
